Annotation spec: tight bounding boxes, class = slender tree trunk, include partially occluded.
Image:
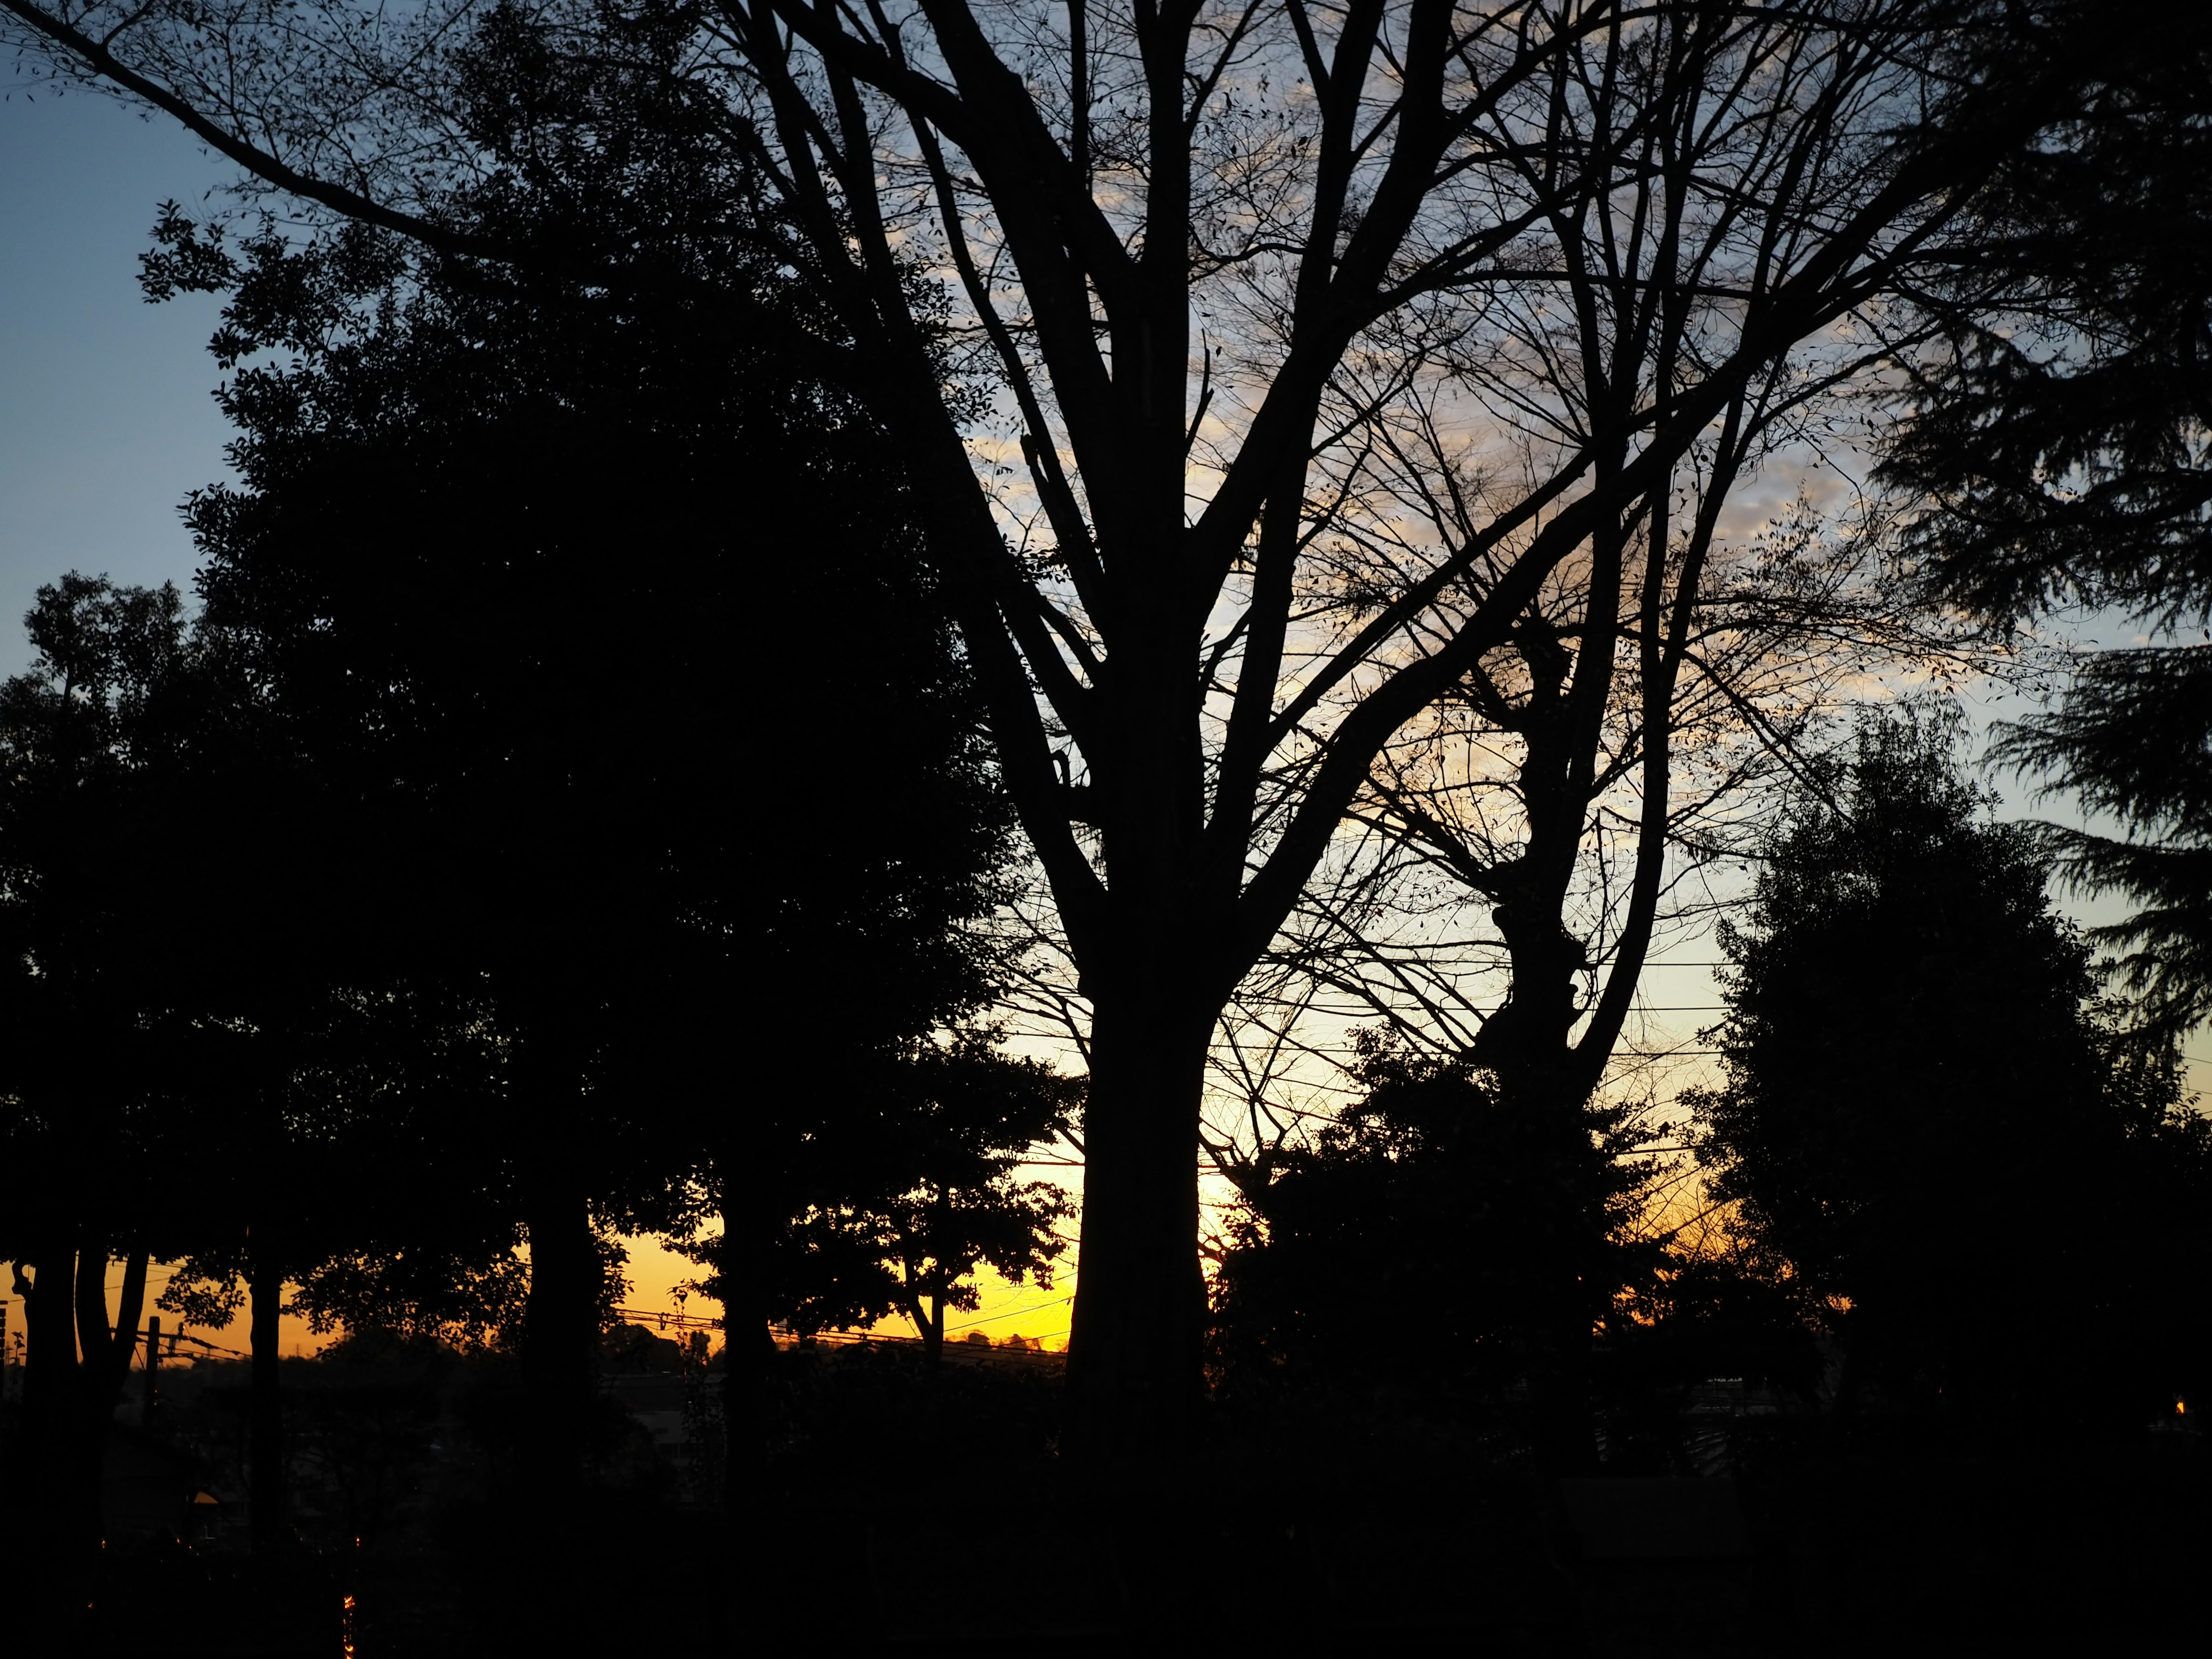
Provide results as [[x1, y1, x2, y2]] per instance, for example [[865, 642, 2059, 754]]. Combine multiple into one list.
[[14, 1242, 126, 1648], [6, 1251, 73, 1649], [247, 1239, 286, 1551], [38, 1236, 153, 1626], [67, 1238, 146, 1538], [10, 1252, 66, 1506], [1825, 1335, 1862, 1440], [98, 1246, 150, 1488], [718, 1156, 782, 1649], [514, 1007, 601, 1500], [520, 1164, 598, 1489], [717, 1170, 763, 1517], [918, 1293, 943, 1368]]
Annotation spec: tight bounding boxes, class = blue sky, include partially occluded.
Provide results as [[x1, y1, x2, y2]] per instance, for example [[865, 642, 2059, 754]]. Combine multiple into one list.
[[0, 67, 237, 677]]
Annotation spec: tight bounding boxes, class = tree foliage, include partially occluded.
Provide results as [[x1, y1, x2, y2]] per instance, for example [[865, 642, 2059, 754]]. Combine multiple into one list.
[[1212, 1031, 1654, 1403], [1879, 10, 2212, 1039], [142, 6, 1028, 1370], [0, 12, 1062, 1553], [0, 572, 260, 1537], [7, 0, 2205, 1465], [767, 1035, 1080, 1359], [1690, 715, 2206, 1418]]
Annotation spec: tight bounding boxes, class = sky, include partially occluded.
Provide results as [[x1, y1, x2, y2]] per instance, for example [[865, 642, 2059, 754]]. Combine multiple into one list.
[[0, 68, 236, 678]]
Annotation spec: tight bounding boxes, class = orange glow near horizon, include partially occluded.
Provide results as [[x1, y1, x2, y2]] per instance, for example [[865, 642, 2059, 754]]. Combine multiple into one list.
[[53, 1240, 1076, 1363]]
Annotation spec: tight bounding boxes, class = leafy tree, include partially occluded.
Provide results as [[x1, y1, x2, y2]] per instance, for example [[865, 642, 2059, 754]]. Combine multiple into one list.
[[1214, 1030, 1821, 1466], [144, 8, 1031, 1502], [151, 974, 537, 1546], [0, 574, 347, 1566], [0, 575, 192, 1545], [1212, 1031, 1654, 1452], [1591, 1241, 1822, 1471], [1985, 650, 2212, 1041], [1688, 715, 2205, 1420], [1884, 12, 2212, 626], [9, 0, 2187, 1476], [770, 1036, 1079, 1364], [1878, 10, 2212, 1039], [0, 571, 521, 1555]]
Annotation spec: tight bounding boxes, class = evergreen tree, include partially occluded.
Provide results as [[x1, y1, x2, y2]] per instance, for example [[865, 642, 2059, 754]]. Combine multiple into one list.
[[1881, 12, 2212, 1038], [1689, 715, 2205, 1421], [1211, 1029, 1654, 1446]]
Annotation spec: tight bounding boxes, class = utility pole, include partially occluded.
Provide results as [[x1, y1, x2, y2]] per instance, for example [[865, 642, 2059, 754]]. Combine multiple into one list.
[[145, 1315, 161, 1421]]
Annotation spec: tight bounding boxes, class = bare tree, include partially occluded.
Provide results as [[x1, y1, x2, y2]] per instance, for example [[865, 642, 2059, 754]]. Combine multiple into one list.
[[0, 0, 2126, 1472]]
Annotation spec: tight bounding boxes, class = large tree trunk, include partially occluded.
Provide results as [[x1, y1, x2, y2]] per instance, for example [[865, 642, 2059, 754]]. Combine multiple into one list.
[[717, 1290, 767, 1517], [1060, 959, 1217, 1635], [507, 1150, 601, 1652], [1476, 921, 1604, 1478], [1063, 978, 1214, 1478], [1481, 1010, 1606, 1476]]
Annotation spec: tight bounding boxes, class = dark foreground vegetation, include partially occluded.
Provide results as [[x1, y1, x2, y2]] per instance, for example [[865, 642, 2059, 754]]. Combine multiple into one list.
[[2, 0, 2212, 1650], [18, 1324, 2209, 1654]]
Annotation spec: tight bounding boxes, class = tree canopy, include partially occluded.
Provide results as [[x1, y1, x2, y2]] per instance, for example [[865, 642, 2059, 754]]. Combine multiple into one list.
[[0, 12, 1073, 1562], [7, 0, 2210, 1474], [1690, 715, 2205, 1419], [1212, 1031, 1654, 1407], [1878, 9, 2212, 1039]]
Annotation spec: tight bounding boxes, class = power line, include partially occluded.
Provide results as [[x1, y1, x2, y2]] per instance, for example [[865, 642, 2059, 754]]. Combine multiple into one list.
[[945, 1295, 1074, 1335], [611, 1305, 722, 1332]]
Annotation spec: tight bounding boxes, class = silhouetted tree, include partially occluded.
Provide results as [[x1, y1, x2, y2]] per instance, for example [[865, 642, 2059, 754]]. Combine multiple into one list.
[[152, 979, 529, 1547], [0, 571, 518, 1567], [767, 1035, 1078, 1365], [0, 575, 211, 1588], [1880, 11, 2212, 1040], [1688, 714, 2204, 1422], [1987, 651, 2212, 1043], [3, 0, 2164, 1482], [143, 8, 1024, 1515], [1213, 1030, 1653, 1452], [1591, 1241, 1822, 1471]]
